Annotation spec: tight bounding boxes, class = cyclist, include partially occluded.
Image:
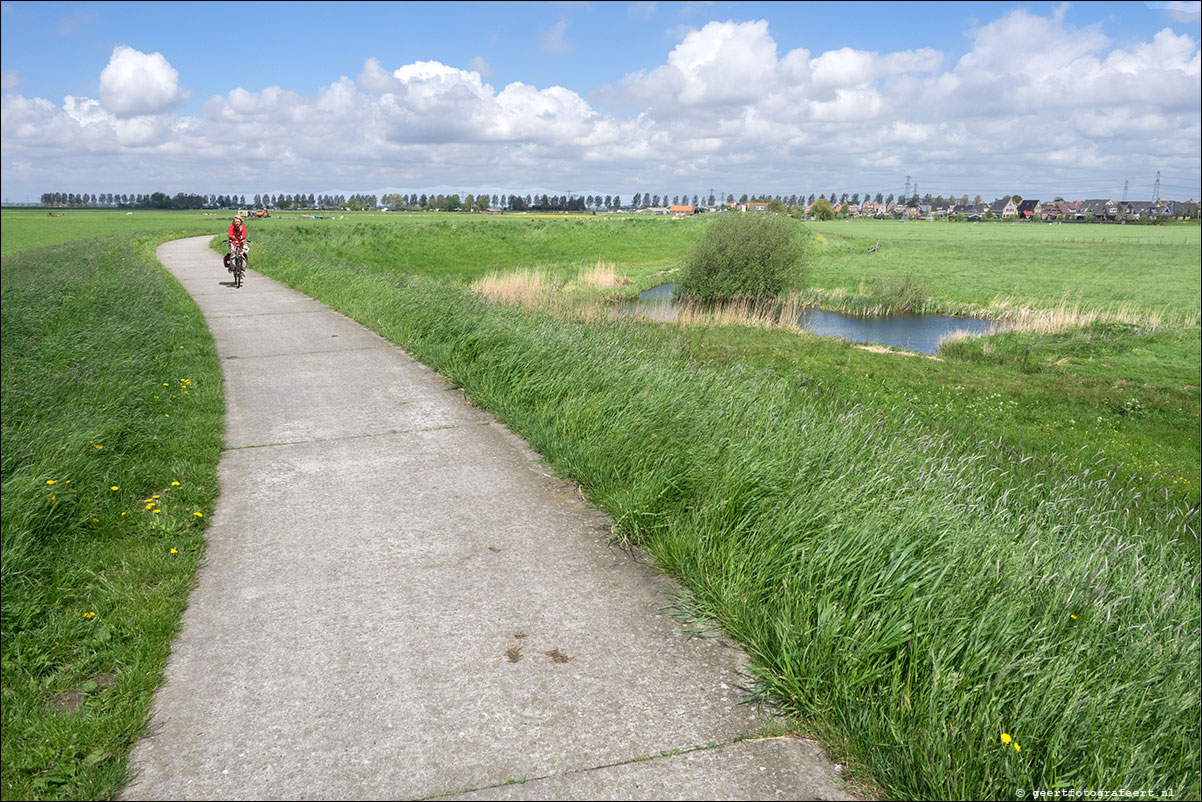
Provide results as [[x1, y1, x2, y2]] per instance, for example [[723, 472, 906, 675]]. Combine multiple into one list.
[[224, 216, 248, 272]]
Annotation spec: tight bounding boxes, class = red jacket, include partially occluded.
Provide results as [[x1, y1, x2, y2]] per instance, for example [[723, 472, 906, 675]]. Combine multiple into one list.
[[228, 222, 247, 243]]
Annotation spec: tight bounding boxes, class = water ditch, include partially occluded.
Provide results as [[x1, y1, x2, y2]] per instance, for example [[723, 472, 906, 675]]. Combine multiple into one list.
[[619, 284, 997, 355]]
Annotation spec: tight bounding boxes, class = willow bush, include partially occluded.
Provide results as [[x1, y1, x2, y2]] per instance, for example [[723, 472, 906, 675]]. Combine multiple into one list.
[[676, 212, 807, 301]]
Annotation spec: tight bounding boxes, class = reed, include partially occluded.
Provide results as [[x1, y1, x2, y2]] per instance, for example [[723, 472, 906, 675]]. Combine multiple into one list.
[[665, 296, 804, 331], [471, 268, 554, 310], [570, 260, 626, 290], [983, 295, 1199, 334]]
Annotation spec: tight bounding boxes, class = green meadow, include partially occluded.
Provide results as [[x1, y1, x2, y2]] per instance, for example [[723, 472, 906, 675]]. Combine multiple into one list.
[[2, 208, 1199, 800], [0, 209, 220, 256], [804, 217, 1200, 315], [2, 221, 224, 800]]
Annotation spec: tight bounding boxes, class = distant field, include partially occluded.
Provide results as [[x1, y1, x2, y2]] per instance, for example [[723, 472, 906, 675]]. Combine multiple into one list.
[[0, 209, 223, 255], [806, 217, 1200, 316]]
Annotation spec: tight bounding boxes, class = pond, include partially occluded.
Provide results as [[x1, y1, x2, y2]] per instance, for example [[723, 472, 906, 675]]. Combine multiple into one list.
[[619, 284, 997, 355]]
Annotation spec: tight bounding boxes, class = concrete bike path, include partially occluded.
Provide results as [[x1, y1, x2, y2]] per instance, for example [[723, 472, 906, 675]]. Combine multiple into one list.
[[122, 236, 854, 801]]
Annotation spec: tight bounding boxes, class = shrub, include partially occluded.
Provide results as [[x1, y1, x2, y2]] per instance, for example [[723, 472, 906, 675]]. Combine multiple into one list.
[[810, 197, 836, 221], [676, 212, 806, 301]]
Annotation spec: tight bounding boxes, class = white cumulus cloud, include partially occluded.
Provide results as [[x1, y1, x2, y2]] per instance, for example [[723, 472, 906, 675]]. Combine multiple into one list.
[[98, 45, 190, 117], [0, 7, 1198, 200]]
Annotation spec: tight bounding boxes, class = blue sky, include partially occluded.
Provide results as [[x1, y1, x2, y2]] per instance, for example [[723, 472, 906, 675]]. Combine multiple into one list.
[[3, 1, 1200, 202]]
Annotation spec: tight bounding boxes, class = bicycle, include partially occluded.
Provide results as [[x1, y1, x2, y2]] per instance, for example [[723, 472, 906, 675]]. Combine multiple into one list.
[[225, 239, 249, 288]]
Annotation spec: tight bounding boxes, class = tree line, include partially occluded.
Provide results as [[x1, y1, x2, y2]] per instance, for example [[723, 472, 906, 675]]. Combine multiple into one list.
[[40, 189, 994, 212]]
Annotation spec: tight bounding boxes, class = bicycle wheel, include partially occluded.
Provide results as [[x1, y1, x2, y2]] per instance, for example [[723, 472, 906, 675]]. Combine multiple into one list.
[[234, 254, 244, 288]]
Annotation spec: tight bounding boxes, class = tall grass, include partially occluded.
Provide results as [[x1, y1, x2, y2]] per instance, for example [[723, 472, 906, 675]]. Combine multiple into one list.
[[245, 238, 1200, 801], [983, 296, 1199, 334], [472, 261, 628, 310], [571, 260, 626, 290], [472, 268, 555, 309], [1, 234, 223, 800]]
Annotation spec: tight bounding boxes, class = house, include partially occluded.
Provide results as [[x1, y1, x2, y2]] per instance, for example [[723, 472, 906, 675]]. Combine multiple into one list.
[[959, 203, 991, 220], [988, 198, 1019, 218], [859, 200, 883, 216], [747, 201, 771, 212], [669, 205, 695, 218], [1122, 201, 1156, 221], [1076, 199, 1119, 220], [1156, 200, 1193, 220], [1041, 201, 1075, 219], [1016, 199, 1042, 218]]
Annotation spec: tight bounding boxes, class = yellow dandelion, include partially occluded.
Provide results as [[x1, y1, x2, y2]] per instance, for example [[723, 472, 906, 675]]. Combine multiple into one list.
[[121, 512, 127, 516], [171, 481, 181, 487], [170, 548, 178, 554], [94, 444, 103, 450], [84, 611, 95, 619], [1014, 743, 1021, 752], [91, 517, 99, 523], [46, 479, 57, 485], [1070, 614, 1077, 620], [153, 509, 162, 514], [1001, 733, 1012, 744], [193, 512, 204, 518]]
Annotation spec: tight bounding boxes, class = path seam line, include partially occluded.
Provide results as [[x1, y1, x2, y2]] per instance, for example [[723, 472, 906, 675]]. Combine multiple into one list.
[[222, 423, 468, 451]]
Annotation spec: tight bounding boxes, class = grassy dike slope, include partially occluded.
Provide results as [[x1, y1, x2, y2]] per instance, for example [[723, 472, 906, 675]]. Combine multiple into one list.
[[243, 223, 1200, 800], [2, 231, 223, 800]]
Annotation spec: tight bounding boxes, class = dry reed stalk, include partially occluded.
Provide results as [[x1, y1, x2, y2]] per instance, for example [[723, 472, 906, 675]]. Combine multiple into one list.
[[572, 261, 625, 290], [472, 269, 553, 309], [984, 295, 1198, 334], [671, 297, 803, 331]]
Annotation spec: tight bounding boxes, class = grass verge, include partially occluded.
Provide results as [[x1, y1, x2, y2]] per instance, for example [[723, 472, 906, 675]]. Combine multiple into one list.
[[243, 238, 1200, 800], [1, 234, 223, 800]]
